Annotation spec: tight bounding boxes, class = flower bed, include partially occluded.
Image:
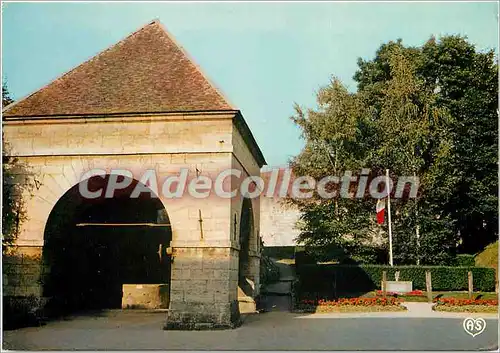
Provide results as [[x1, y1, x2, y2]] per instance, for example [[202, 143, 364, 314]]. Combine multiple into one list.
[[374, 289, 429, 302], [375, 289, 424, 297], [433, 297, 498, 313], [433, 298, 498, 306], [405, 290, 424, 296], [295, 297, 406, 313]]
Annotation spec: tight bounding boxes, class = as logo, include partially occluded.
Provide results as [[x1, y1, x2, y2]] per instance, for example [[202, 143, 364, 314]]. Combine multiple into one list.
[[463, 318, 486, 337]]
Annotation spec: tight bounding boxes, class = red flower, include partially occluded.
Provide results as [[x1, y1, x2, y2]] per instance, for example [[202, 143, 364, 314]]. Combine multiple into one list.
[[407, 290, 424, 296], [434, 297, 498, 306], [303, 296, 405, 307]]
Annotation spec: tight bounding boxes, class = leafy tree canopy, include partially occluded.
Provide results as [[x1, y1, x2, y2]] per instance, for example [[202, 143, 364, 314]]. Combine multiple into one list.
[[290, 35, 498, 264]]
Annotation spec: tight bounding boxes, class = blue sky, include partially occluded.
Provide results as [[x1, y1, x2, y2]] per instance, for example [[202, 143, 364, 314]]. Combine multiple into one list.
[[2, 2, 498, 167]]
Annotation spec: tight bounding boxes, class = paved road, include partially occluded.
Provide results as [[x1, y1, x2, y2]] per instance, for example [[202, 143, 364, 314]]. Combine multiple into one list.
[[3, 310, 498, 350]]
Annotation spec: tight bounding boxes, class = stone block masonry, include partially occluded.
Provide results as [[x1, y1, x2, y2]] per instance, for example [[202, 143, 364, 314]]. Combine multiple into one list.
[[122, 284, 170, 309], [165, 247, 241, 330], [3, 247, 44, 298]]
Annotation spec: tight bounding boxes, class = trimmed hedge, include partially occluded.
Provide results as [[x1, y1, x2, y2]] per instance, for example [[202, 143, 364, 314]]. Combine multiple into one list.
[[296, 264, 496, 295], [454, 254, 476, 267], [262, 246, 296, 259], [294, 246, 388, 267]]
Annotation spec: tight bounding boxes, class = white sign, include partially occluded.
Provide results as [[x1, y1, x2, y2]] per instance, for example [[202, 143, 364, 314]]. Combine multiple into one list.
[[385, 281, 412, 293]]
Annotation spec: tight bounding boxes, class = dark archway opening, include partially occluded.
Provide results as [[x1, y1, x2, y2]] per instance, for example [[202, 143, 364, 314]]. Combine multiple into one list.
[[238, 198, 254, 297], [42, 174, 171, 315]]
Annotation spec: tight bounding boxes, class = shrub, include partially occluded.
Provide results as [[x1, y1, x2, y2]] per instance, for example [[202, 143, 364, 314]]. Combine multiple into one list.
[[295, 264, 496, 297], [294, 246, 387, 266], [294, 248, 316, 268]]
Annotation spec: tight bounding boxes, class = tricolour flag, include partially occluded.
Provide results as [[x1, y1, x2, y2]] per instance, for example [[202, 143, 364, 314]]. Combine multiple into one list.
[[376, 198, 385, 224]]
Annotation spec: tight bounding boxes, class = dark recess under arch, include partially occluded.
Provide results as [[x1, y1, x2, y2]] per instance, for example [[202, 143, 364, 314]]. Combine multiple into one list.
[[42, 175, 172, 314]]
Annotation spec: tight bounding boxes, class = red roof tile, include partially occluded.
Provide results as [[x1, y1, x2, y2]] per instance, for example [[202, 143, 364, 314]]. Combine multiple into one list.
[[3, 20, 234, 117]]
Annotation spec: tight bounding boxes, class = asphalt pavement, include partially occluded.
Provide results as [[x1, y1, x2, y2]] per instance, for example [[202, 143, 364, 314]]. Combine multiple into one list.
[[2, 310, 498, 351]]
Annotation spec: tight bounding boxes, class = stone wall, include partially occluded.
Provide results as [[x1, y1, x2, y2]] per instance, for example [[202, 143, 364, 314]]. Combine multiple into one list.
[[2, 111, 263, 329], [231, 126, 261, 297], [260, 196, 300, 247], [165, 247, 240, 329], [4, 114, 235, 157], [2, 246, 46, 328], [2, 114, 238, 249], [3, 247, 44, 298]]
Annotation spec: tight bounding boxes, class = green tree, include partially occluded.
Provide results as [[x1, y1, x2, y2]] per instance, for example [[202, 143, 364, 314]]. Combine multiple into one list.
[[290, 35, 497, 264], [368, 44, 458, 264], [289, 78, 383, 263], [2, 82, 32, 254], [420, 36, 498, 254], [2, 81, 14, 106], [354, 36, 498, 258]]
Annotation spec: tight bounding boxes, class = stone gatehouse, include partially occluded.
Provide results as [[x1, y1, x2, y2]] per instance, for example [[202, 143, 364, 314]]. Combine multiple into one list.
[[2, 20, 266, 329]]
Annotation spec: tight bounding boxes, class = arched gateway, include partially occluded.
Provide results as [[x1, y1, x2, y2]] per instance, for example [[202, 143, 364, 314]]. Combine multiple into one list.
[[2, 20, 266, 330]]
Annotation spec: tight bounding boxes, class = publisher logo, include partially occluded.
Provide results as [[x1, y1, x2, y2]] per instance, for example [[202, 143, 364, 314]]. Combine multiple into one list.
[[463, 318, 486, 337]]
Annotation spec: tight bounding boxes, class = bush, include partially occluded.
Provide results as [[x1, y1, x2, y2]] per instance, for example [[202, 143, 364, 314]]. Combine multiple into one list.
[[454, 254, 476, 267], [294, 248, 316, 268], [294, 246, 387, 267], [262, 246, 296, 259], [295, 264, 496, 297]]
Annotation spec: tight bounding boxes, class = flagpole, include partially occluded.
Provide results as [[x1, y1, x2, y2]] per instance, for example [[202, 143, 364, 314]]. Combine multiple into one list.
[[414, 171, 420, 265], [386, 169, 393, 267]]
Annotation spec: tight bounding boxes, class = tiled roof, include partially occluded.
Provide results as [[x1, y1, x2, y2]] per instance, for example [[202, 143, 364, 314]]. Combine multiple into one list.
[[3, 20, 234, 117]]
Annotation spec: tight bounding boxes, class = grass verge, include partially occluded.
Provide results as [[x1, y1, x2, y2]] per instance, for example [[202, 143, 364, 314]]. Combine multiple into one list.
[[433, 304, 498, 313], [475, 241, 498, 271]]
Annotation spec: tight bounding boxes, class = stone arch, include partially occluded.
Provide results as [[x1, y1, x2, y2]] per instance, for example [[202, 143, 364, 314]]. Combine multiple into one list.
[[13, 157, 120, 247], [238, 197, 255, 297], [41, 173, 172, 314]]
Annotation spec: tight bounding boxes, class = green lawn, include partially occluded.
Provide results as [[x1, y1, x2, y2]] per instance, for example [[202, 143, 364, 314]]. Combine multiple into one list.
[[433, 305, 498, 313]]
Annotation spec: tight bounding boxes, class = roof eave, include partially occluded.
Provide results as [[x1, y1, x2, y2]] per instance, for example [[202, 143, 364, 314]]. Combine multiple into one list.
[[233, 111, 267, 168], [2, 109, 240, 121]]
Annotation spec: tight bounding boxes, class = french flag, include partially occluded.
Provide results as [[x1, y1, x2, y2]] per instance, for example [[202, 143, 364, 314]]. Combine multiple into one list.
[[376, 198, 385, 225]]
